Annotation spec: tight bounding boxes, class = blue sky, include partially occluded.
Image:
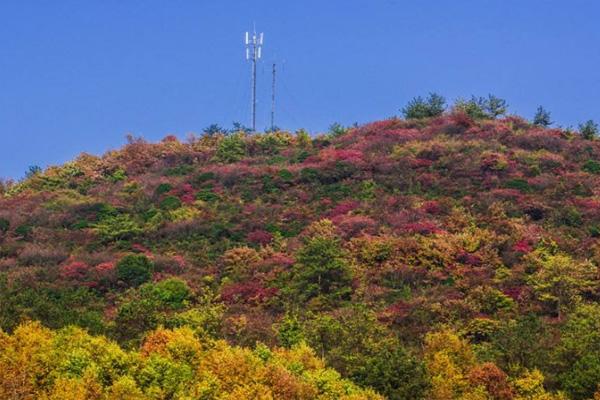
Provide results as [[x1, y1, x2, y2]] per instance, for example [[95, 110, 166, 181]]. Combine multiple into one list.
[[1, 0, 600, 179]]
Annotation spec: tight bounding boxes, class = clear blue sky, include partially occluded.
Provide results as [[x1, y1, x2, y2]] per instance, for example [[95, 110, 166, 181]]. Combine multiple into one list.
[[2, 0, 600, 179]]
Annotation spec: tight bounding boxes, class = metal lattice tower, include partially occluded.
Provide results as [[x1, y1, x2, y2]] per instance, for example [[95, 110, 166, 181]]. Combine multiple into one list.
[[245, 29, 263, 132]]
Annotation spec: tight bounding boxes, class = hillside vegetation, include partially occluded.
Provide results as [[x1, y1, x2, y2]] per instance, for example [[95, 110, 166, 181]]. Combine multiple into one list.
[[2, 106, 600, 399]]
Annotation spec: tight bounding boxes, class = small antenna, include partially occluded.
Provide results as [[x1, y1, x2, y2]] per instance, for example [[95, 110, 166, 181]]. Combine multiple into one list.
[[244, 27, 264, 132]]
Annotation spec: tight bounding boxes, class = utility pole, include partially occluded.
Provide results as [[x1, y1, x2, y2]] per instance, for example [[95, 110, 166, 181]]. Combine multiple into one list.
[[271, 63, 276, 131], [245, 29, 263, 132]]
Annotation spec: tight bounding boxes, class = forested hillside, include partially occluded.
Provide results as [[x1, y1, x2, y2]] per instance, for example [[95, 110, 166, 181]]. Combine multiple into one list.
[[2, 105, 600, 399]]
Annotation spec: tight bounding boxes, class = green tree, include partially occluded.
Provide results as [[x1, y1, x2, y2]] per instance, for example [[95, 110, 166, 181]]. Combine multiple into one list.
[[454, 95, 507, 119], [582, 160, 600, 174], [533, 106, 552, 127], [561, 353, 600, 400], [554, 304, 600, 399], [527, 249, 598, 317], [354, 342, 428, 400], [203, 123, 226, 136], [402, 93, 446, 119], [114, 278, 191, 343], [92, 213, 142, 243], [579, 119, 599, 140], [25, 165, 42, 178], [454, 96, 488, 119], [303, 306, 428, 399], [117, 254, 154, 287], [277, 314, 304, 348], [215, 133, 246, 163], [328, 122, 348, 138], [231, 121, 251, 133], [483, 94, 508, 118], [149, 278, 191, 309], [159, 195, 182, 211], [0, 277, 105, 334], [0, 218, 9, 233], [489, 314, 548, 372], [289, 221, 353, 307]]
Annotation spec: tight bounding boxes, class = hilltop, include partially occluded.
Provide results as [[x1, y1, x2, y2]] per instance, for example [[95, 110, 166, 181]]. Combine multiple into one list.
[[2, 110, 600, 399]]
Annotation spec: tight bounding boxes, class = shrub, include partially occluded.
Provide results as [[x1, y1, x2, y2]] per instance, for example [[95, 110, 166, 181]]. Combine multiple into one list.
[[505, 178, 531, 192], [192, 171, 216, 186], [60, 261, 90, 280], [116, 254, 153, 287], [220, 281, 278, 304], [168, 206, 201, 222], [144, 278, 191, 309], [93, 214, 142, 242], [107, 168, 127, 182], [18, 244, 68, 266], [164, 165, 193, 176], [160, 196, 182, 210], [300, 167, 320, 183], [195, 190, 219, 202], [246, 230, 273, 245], [0, 218, 9, 233], [278, 169, 294, 182], [155, 183, 173, 196], [555, 206, 582, 227], [14, 224, 33, 239], [583, 160, 600, 174]]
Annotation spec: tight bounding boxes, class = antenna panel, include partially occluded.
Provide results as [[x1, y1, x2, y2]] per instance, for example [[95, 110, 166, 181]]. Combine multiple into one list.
[[245, 32, 249, 45]]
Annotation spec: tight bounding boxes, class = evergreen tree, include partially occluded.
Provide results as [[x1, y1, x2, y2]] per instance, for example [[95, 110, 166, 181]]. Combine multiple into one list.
[[533, 106, 552, 127], [116, 254, 153, 287], [579, 120, 598, 140], [454, 95, 508, 119], [402, 93, 446, 119], [202, 123, 225, 136], [289, 222, 353, 307], [483, 94, 508, 118]]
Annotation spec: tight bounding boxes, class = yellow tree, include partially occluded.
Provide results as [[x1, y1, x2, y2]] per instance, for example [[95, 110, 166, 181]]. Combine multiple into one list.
[[424, 329, 476, 399], [0, 321, 54, 399], [527, 249, 598, 318]]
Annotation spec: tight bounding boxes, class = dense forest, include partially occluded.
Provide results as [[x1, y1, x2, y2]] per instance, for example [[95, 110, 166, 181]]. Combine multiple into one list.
[[2, 97, 600, 399]]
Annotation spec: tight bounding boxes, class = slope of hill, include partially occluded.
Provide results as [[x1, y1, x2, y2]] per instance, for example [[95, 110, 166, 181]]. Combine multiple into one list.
[[2, 112, 600, 399]]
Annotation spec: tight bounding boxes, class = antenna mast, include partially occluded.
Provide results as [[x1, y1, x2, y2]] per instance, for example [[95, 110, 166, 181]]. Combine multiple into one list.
[[245, 29, 263, 132], [271, 63, 276, 131]]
